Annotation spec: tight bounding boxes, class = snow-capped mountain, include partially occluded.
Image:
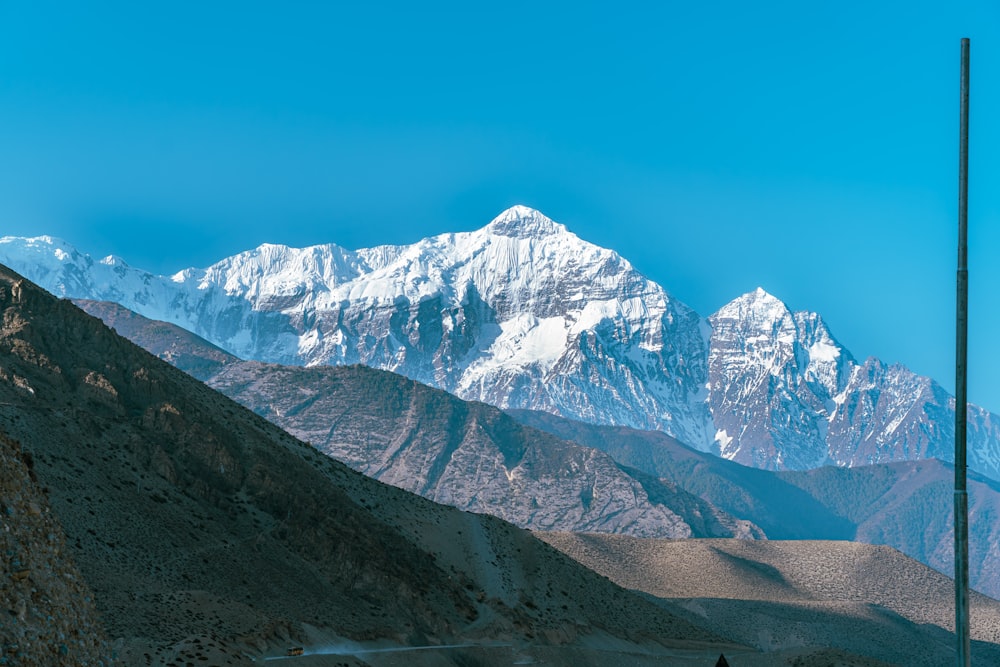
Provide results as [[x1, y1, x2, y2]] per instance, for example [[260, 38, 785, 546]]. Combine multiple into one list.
[[0, 206, 713, 448], [3, 205, 999, 479], [709, 287, 1000, 477], [708, 287, 850, 470]]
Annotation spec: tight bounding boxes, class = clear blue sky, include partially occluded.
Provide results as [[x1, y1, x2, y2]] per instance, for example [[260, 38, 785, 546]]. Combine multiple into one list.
[[3, 2, 1000, 411]]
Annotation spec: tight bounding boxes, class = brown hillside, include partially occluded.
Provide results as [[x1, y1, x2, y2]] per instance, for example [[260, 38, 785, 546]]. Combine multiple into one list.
[[514, 407, 1000, 600], [539, 532, 1000, 666]]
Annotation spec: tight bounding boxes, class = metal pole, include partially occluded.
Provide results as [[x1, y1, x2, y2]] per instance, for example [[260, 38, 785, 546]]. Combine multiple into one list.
[[955, 35, 970, 667]]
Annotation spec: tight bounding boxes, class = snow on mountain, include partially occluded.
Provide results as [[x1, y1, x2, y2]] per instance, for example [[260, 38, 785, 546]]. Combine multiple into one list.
[[0, 207, 714, 448], [708, 287, 854, 469], [708, 287, 1000, 479], [4, 207, 1000, 480]]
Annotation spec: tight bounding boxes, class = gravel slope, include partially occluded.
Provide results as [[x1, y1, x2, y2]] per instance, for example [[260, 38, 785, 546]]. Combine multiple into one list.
[[538, 533, 1000, 666]]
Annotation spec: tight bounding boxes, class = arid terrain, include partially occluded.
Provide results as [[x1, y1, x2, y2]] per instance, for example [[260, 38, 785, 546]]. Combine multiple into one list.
[[0, 431, 111, 666], [3, 266, 997, 666], [539, 532, 1000, 666], [0, 266, 733, 665], [515, 407, 1000, 599]]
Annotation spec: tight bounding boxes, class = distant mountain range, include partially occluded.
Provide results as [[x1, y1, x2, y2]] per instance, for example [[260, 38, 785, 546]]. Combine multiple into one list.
[[3, 206, 996, 482], [513, 408, 1000, 599]]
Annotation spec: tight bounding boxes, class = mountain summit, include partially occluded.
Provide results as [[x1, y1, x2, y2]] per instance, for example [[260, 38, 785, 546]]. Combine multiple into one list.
[[3, 208, 1000, 479], [708, 287, 1000, 478], [485, 205, 569, 238], [708, 288, 853, 469]]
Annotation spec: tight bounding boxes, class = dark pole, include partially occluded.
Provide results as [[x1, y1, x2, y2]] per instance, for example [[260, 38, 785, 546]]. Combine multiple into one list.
[[955, 36, 970, 667]]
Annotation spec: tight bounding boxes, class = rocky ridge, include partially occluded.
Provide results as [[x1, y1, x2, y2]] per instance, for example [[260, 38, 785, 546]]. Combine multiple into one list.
[[205, 360, 761, 540]]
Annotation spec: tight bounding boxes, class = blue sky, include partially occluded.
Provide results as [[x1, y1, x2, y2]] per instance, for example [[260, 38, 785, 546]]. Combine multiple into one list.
[[2, 2, 1000, 411]]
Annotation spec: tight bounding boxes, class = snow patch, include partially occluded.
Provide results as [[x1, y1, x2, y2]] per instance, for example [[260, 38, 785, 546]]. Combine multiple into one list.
[[476, 314, 568, 373], [809, 340, 840, 363]]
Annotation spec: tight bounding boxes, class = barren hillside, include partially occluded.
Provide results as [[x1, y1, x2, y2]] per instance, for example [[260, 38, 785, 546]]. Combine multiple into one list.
[[0, 265, 730, 666], [539, 533, 1000, 666]]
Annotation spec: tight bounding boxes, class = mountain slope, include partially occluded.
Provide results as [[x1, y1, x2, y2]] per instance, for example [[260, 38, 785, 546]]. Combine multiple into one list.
[[509, 408, 854, 541], [0, 263, 731, 666], [0, 432, 113, 667], [15, 263, 1000, 664], [75, 296, 1000, 601], [76, 298, 760, 540], [777, 460, 1000, 598], [73, 298, 240, 380], [511, 408, 1000, 599], [539, 533, 1000, 666], [205, 361, 761, 539]]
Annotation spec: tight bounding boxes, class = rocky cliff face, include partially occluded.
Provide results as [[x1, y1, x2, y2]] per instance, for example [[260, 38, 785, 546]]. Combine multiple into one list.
[[0, 432, 113, 667], [708, 288, 849, 470], [4, 207, 1000, 481]]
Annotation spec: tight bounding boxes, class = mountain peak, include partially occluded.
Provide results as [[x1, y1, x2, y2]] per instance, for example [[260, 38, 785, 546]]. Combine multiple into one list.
[[713, 287, 789, 321], [99, 254, 129, 268], [484, 205, 568, 238], [747, 286, 781, 303]]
